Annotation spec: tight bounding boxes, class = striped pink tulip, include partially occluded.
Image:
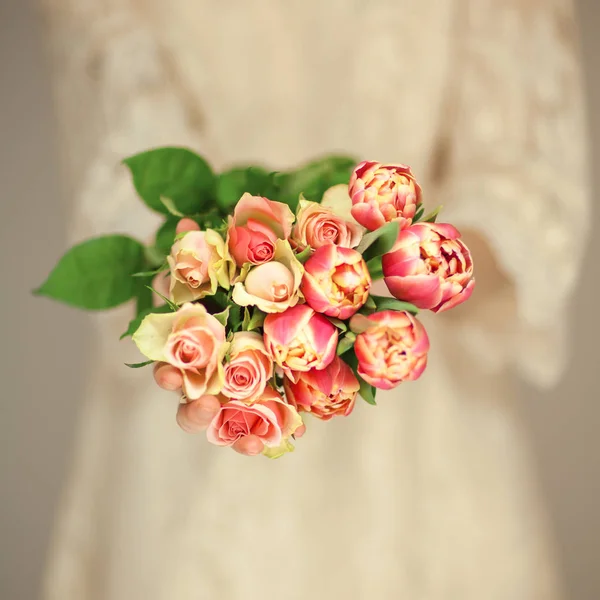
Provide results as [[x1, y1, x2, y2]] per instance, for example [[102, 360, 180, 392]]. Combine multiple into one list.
[[263, 304, 338, 382], [284, 356, 359, 421], [349, 161, 421, 231], [352, 310, 429, 389], [382, 222, 475, 313], [301, 244, 371, 320]]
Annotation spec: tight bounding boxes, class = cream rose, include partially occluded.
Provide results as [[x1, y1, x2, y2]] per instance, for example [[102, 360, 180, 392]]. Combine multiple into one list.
[[222, 331, 273, 403], [132, 303, 228, 399], [167, 230, 235, 304], [231, 240, 303, 313]]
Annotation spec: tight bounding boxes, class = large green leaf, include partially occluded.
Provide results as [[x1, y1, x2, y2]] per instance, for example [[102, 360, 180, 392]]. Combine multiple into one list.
[[124, 147, 215, 215], [35, 235, 145, 310], [155, 217, 179, 254], [275, 155, 357, 211], [355, 221, 399, 262], [216, 166, 278, 212], [370, 296, 419, 315]]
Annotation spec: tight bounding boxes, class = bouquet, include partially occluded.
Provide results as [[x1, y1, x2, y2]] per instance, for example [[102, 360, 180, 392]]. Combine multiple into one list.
[[36, 149, 475, 458]]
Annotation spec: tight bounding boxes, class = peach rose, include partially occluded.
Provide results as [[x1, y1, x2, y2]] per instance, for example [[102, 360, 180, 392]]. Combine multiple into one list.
[[301, 244, 371, 320], [263, 304, 338, 382], [206, 387, 303, 458], [284, 356, 359, 420], [167, 230, 235, 304], [291, 198, 363, 251], [232, 240, 303, 313], [227, 192, 295, 266], [132, 303, 227, 399], [221, 331, 273, 403], [352, 310, 429, 390], [349, 161, 421, 231], [382, 222, 475, 312]]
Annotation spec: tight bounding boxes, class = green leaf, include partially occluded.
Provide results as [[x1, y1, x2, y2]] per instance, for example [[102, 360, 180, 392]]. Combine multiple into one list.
[[295, 246, 312, 264], [412, 204, 425, 223], [120, 303, 173, 340], [125, 360, 154, 369], [355, 221, 400, 262], [213, 306, 230, 327], [132, 264, 169, 278], [370, 296, 420, 315], [227, 304, 243, 332], [364, 295, 377, 310], [366, 256, 383, 281], [275, 155, 357, 211], [155, 217, 179, 254], [422, 205, 443, 223], [328, 317, 347, 332], [160, 196, 186, 217], [34, 235, 145, 310], [244, 307, 266, 331], [336, 334, 355, 356], [358, 378, 377, 405], [124, 147, 215, 215], [216, 166, 277, 212]]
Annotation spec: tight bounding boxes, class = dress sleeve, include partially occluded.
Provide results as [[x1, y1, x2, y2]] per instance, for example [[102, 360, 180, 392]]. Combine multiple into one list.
[[437, 0, 591, 387]]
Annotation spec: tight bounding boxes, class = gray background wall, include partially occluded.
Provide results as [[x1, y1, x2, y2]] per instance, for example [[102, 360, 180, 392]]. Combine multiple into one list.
[[1, 0, 598, 598]]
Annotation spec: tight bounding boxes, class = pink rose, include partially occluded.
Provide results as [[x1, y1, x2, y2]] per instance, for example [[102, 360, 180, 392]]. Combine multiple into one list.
[[132, 303, 227, 400], [206, 387, 302, 458], [263, 304, 338, 382], [349, 161, 421, 231], [352, 310, 429, 389], [167, 230, 235, 304], [222, 331, 273, 403], [291, 198, 363, 251], [284, 356, 359, 420], [382, 222, 475, 313], [301, 244, 371, 320], [227, 192, 295, 266], [232, 240, 304, 313]]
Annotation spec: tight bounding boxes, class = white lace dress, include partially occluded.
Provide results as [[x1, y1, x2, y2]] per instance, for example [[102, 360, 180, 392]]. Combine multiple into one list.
[[41, 0, 589, 598]]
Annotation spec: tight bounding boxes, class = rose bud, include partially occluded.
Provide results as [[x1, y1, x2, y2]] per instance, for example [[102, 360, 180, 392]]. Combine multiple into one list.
[[301, 244, 371, 320], [352, 310, 429, 389], [291, 198, 363, 251], [263, 304, 338, 382], [221, 332, 273, 404], [133, 303, 228, 400], [227, 192, 295, 266], [232, 240, 303, 313], [206, 386, 303, 458], [382, 222, 475, 313], [349, 161, 421, 231], [167, 229, 235, 304], [284, 356, 359, 420]]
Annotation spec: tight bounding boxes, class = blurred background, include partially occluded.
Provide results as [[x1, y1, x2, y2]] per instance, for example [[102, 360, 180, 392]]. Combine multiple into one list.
[[1, 0, 598, 598]]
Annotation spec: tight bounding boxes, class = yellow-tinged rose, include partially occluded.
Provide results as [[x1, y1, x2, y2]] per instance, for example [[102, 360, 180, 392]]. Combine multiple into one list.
[[167, 230, 235, 304], [132, 303, 228, 400], [231, 240, 303, 313]]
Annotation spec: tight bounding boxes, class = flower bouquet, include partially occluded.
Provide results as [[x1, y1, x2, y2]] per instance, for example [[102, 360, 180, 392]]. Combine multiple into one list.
[[36, 149, 474, 458]]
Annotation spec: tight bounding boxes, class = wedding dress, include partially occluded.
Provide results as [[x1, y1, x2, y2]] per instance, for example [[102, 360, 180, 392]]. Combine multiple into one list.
[[41, 0, 589, 598]]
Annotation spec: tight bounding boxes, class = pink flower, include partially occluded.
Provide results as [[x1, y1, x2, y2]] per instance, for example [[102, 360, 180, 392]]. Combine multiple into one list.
[[232, 240, 303, 313], [132, 303, 228, 400], [301, 244, 371, 320], [263, 304, 338, 382], [206, 387, 303, 458], [167, 230, 234, 304], [284, 356, 359, 420], [227, 192, 295, 266], [222, 332, 273, 403], [352, 310, 429, 390], [349, 161, 421, 231], [382, 222, 475, 313], [291, 198, 363, 251]]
